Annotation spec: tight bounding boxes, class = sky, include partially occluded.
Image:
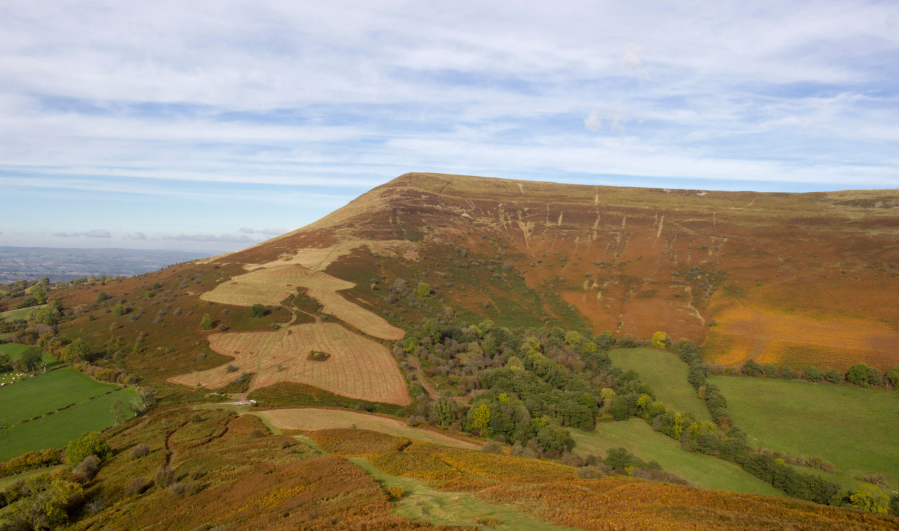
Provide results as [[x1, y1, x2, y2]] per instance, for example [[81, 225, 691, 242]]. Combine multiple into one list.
[[1, 1, 897, 252]]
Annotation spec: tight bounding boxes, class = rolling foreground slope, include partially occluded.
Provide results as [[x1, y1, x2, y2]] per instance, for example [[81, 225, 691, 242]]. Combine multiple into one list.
[[229, 172, 899, 370]]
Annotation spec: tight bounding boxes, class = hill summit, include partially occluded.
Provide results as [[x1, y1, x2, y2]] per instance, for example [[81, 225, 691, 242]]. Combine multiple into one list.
[[227, 172, 899, 371]]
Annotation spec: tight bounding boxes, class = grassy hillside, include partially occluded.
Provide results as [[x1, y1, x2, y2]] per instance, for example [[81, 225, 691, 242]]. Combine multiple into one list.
[[608, 348, 711, 421], [352, 457, 573, 530], [570, 419, 780, 496], [710, 376, 899, 490]]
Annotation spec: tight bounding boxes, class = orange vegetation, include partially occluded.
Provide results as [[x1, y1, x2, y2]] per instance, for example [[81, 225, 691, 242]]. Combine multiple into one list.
[[74, 410, 454, 531], [480, 479, 897, 531], [201, 264, 404, 340], [704, 304, 899, 370], [168, 322, 410, 405]]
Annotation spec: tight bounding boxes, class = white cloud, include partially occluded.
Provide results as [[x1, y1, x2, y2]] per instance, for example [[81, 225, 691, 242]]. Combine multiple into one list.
[[163, 233, 258, 243], [0, 0, 894, 253], [584, 110, 602, 132], [239, 227, 255, 234], [621, 45, 644, 69], [126, 232, 147, 240], [85, 229, 110, 238]]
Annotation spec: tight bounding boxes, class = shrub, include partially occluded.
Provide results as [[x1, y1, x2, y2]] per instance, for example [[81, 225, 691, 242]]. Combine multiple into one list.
[[781, 366, 796, 380], [867, 366, 883, 386], [886, 365, 899, 389], [249, 304, 265, 318], [225, 364, 238, 373], [825, 369, 843, 384], [742, 359, 763, 377], [249, 429, 267, 438], [130, 443, 150, 459], [847, 363, 869, 387], [168, 482, 186, 496], [125, 477, 150, 496], [651, 331, 667, 349], [610, 395, 629, 421], [154, 465, 176, 488], [71, 455, 101, 483], [417, 282, 431, 299], [16, 346, 43, 372], [199, 314, 213, 330], [480, 442, 503, 454], [804, 366, 822, 382], [577, 466, 607, 479], [850, 484, 890, 514], [97, 292, 109, 302], [386, 486, 405, 500], [67, 431, 111, 465]]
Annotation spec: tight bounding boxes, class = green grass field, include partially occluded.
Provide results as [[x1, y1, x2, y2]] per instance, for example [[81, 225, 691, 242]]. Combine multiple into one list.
[[571, 419, 782, 497], [609, 348, 711, 421], [0, 344, 61, 374], [0, 386, 138, 461], [0, 305, 42, 322], [0, 367, 117, 426], [710, 376, 899, 490]]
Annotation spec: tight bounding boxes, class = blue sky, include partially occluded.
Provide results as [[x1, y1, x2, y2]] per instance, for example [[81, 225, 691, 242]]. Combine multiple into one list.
[[0, 1, 897, 251]]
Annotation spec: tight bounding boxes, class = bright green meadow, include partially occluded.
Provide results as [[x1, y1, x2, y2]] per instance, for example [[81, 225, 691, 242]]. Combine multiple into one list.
[[571, 419, 781, 496], [709, 376, 899, 490], [608, 348, 711, 421]]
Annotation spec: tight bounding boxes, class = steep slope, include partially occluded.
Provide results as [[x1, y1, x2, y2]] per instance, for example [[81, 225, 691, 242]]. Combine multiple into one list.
[[225, 172, 899, 370]]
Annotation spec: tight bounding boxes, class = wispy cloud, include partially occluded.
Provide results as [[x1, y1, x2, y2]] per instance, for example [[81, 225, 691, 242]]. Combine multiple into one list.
[[85, 229, 110, 238], [0, 1, 897, 250], [126, 232, 147, 240], [163, 233, 258, 243], [239, 227, 255, 234]]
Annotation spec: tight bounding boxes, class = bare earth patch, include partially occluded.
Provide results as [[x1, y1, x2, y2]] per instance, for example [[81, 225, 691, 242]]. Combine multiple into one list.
[[200, 265, 405, 340], [169, 322, 410, 406], [256, 408, 477, 449]]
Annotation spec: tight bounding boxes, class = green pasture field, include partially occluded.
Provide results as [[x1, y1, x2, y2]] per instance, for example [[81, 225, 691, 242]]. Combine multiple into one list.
[[0, 343, 60, 370], [571, 419, 782, 497], [709, 376, 899, 490], [609, 348, 711, 421], [0, 367, 116, 427], [0, 386, 138, 461], [0, 306, 42, 322]]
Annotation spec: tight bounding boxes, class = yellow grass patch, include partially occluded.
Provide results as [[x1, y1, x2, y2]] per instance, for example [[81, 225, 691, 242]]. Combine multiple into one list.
[[705, 305, 899, 370], [200, 264, 404, 340], [258, 409, 478, 449], [168, 323, 410, 405]]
